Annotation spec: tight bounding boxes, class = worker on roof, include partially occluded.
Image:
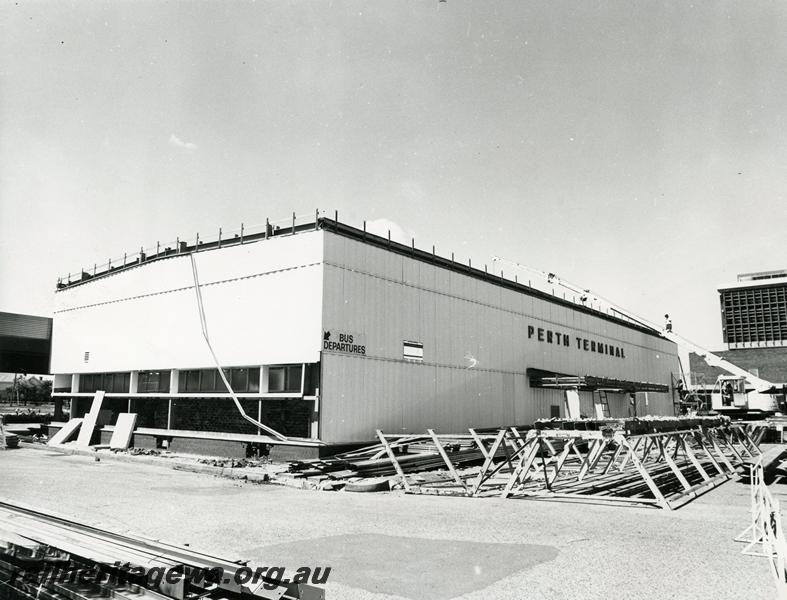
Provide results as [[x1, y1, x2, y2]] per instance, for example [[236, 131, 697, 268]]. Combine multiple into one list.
[[664, 314, 672, 333]]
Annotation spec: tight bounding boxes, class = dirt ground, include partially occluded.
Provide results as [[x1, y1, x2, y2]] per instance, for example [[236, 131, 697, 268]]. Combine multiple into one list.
[[0, 447, 776, 600]]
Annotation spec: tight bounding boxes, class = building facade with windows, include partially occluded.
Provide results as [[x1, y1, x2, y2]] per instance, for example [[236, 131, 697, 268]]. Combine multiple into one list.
[[689, 270, 787, 395], [720, 270, 787, 350], [51, 217, 679, 456]]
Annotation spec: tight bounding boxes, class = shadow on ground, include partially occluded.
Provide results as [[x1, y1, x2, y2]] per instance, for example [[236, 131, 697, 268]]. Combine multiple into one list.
[[252, 533, 559, 600]]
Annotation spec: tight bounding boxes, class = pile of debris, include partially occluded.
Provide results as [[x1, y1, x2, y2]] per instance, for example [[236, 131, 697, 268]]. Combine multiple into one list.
[[197, 457, 262, 469], [279, 428, 517, 491]]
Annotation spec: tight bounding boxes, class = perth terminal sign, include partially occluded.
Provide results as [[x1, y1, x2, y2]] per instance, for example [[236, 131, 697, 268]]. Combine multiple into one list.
[[528, 325, 626, 358], [324, 326, 626, 359]]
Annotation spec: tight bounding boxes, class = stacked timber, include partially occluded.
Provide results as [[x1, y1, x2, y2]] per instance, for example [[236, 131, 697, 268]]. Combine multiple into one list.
[[286, 439, 489, 481]]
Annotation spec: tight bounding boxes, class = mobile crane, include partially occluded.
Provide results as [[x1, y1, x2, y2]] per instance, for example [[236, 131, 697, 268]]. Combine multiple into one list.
[[491, 256, 783, 417]]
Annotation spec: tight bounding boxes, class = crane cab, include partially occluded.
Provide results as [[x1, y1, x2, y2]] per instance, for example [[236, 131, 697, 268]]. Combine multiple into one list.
[[711, 375, 779, 415]]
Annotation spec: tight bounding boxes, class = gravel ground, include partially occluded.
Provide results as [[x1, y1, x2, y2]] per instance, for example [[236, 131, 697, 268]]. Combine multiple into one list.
[[0, 447, 775, 600]]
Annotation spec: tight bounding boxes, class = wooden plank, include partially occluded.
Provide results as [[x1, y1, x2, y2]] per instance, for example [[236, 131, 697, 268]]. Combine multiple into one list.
[[375, 430, 411, 492], [109, 413, 137, 450]]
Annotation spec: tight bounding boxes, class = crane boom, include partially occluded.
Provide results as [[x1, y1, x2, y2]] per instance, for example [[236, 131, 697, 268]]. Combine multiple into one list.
[[490, 256, 778, 394], [660, 331, 775, 393]]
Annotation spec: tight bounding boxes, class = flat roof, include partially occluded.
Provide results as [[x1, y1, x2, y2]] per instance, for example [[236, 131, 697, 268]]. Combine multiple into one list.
[[718, 277, 787, 292], [54, 215, 667, 340], [737, 269, 787, 282]]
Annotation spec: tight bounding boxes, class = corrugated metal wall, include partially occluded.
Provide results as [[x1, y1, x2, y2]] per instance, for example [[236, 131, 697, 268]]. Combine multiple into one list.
[[0, 312, 53, 374], [320, 232, 679, 442]]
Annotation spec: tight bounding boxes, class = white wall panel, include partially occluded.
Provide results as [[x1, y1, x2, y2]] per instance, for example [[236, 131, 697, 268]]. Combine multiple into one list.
[[52, 232, 324, 373]]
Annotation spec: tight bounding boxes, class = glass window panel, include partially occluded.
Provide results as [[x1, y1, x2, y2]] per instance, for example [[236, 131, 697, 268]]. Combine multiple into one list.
[[185, 370, 199, 393], [231, 368, 247, 392], [286, 365, 303, 392], [268, 367, 285, 392], [200, 370, 216, 392], [247, 368, 260, 393]]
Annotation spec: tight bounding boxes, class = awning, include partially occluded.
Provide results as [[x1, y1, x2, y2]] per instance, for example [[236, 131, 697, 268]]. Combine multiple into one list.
[[528, 369, 669, 393]]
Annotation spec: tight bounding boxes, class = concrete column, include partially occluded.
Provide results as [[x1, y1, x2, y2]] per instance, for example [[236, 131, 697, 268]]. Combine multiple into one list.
[[261, 366, 269, 393], [169, 369, 179, 393], [311, 387, 320, 439], [71, 374, 80, 393], [129, 372, 139, 394]]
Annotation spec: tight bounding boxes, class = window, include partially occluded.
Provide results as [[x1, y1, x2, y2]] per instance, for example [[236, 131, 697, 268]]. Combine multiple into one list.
[[138, 371, 171, 393], [80, 372, 130, 393], [403, 341, 424, 362], [179, 367, 260, 393], [268, 365, 302, 393]]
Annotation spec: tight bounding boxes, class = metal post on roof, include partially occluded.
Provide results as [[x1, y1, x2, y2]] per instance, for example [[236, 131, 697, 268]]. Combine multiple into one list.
[[195, 234, 199, 252], [501, 270, 504, 281], [67, 272, 71, 283], [218, 228, 222, 248], [469, 258, 472, 269], [411, 238, 415, 255], [388, 230, 391, 247], [484, 264, 488, 274], [363, 220, 367, 240], [157, 241, 160, 256], [123, 252, 127, 266], [265, 218, 270, 239], [314, 209, 319, 230], [292, 211, 296, 233], [515, 275, 518, 284], [108, 258, 111, 270], [451, 252, 454, 262], [175, 238, 179, 254], [93, 264, 96, 275], [240, 223, 244, 244]]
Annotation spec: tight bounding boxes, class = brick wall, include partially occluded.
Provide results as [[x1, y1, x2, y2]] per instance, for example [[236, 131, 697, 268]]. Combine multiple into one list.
[[129, 398, 169, 429], [260, 400, 312, 438], [689, 347, 787, 386], [170, 398, 311, 438]]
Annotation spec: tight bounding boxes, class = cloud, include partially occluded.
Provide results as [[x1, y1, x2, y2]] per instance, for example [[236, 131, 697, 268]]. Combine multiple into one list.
[[365, 218, 415, 245], [168, 134, 197, 151]]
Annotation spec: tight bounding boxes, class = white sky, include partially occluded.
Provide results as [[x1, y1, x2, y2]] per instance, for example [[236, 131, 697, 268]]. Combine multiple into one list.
[[2, 1, 786, 349]]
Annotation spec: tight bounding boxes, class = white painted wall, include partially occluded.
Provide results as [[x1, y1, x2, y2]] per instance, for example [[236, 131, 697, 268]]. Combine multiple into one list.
[[51, 232, 325, 373]]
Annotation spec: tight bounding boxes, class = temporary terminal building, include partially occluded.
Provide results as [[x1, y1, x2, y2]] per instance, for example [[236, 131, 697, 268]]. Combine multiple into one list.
[[50, 215, 680, 457]]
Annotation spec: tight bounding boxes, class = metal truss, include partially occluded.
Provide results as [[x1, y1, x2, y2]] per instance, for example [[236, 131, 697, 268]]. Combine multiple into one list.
[[377, 419, 761, 510]]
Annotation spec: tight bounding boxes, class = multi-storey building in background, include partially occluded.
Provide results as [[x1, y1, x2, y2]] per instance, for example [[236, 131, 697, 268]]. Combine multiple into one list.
[[720, 270, 787, 350]]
